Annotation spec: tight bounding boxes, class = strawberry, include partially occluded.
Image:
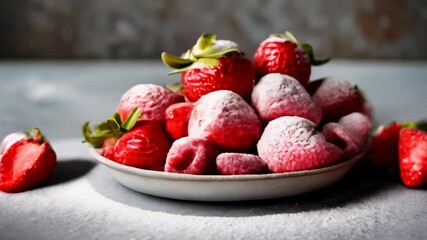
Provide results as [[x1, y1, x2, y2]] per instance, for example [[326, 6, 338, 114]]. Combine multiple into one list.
[[0, 128, 56, 193], [371, 122, 402, 170], [399, 128, 427, 187], [116, 84, 184, 124], [306, 77, 365, 123], [253, 31, 329, 86], [82, 107, 142, 159], [161, 33, 255, 102], [371, 121, 427, 172], [165, 102, 194, 140], [114, 123, 171, 171]]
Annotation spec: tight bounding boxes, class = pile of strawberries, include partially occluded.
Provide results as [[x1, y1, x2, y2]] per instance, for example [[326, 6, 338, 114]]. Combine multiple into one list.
[[83, 32, 373, 176], [1, 31, 426, 193]]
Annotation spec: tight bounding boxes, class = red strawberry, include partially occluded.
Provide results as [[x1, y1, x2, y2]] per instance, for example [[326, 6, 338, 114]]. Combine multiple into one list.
[[165, 137, 218, 174], [399, 128, 427, 187], [114, 123, 171, 171], [165, 102, 194, 140], [162, 33, 255, 102], [216, 153, 268, 175], [306, 77, 365, 123], [0, 128, 56, 193], [371, 122, 402, 170], [253, 31, 329, 86], [117, 84, 184, 124]]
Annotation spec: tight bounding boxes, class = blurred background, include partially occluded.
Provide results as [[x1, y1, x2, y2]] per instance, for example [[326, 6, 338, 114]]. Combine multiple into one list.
[[1, 0, 426, 60]]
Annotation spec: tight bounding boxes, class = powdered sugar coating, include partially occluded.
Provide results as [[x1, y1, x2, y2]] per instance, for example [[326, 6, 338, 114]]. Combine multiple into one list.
[[165, 137, 218, 175], [322, 122, 360, 158], [257, 116, 343, 173], [188, 90, 262, 152], [251, 73, 322, 124], [117, 84, 184, 123], [337, 112, 371, 150], [216, 153, 268, 175]]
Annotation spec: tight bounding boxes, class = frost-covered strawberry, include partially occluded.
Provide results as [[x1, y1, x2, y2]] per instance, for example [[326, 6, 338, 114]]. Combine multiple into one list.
[[165, 137, 218, 174], [253, 31, 329, 85], [165, 102, 194, 140], [307, 77, 365, 123], [0, 129, 56, 193], [114, 123, 171, 171], [117, 84, 184, 123], [188, 90, 262, 152], [162, 33, 255, 102], [322, 113, 371, 158], [257, 116, 343, 173], [399, 128, 427, 187], [216, 153, 268, 175], [251, 73, 322, 124], [82, 107, 142, 159]]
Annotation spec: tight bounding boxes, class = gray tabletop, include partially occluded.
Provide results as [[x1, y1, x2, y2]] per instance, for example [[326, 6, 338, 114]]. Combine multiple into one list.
[[0, 60, 426, 240]]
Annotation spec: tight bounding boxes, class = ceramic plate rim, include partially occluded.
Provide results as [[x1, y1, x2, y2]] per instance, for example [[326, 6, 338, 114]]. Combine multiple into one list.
[[89, 147, 366, 182]]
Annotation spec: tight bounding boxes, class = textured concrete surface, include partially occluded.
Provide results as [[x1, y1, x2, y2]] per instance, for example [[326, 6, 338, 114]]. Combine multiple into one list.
[[1, 0, 426, 59]]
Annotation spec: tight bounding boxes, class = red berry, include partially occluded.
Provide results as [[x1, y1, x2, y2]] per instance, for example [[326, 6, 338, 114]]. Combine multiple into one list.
[[216, 153, 268, 175], [322, 122, 360, 158], [114, 123, 171, 171], [162, 33, 255, 102], [188, 90, 262, 152], [251, 73, 322, 124], [399, 128, 427, 187], [116, 84, 184, 124], [182, 54, 255, 102], [253, 38, 310, 85], [307, 77, 365, 123], [165, 137, 218, 174], [99, 137, 118, 160], [0, 129, 56, 193], [165, 102, 194, 140], [371, 122, 402, 170], [257, 116, 343, 173]]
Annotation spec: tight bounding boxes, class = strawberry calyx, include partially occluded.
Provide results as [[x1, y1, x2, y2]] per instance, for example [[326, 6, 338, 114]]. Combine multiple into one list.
[[270, 31, 330, 66], [82, 107, 142, 148], [26, 128, 47, 145], [161, 33, 240, 74]]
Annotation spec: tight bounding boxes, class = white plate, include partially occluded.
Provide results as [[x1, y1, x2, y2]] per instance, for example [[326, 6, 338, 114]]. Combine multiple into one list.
[[90, 148, 366, 202]]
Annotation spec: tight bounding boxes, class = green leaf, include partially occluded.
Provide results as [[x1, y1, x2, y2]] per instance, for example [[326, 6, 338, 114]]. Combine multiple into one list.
[[165, 82, 184, 93], [161, 52, 194, 69], [82, 122, 105, 148], [122, 107, 142, 131], [26, 128, 46, 144], [401, 121, 427, 131], [285, 31, 301, 45], [196, 58, 220, 67], [167, 63, 196, 75], [301, 43, 330, 66], [193, 48, 239, 58], [195, 33, 216, 51]]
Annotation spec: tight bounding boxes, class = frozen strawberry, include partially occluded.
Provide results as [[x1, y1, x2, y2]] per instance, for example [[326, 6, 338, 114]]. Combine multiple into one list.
[[257, 116, 343, 173], [162, 33, 255, 102], [1, 132, 26, 156], [114, 123, 171, 171], [165, 137, 218, 174], [253, 31, 329, 85], [216, 153, 268, 175], [337, 112, 371, 150], [306, 77, 365, 123], [399, 128, 427, 187], [322, 122, 360, 158], [0, 128, 56, 193], [251, 73, 322, 124], [83, 107, 142, 159], [165, 102, 194, 140], [117, 84, 184, 123], [188, 90, 262, 152]]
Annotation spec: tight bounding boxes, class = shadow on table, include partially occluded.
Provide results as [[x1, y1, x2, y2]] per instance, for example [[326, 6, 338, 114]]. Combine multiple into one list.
[[42, 159, 96, 187], [88, 162, 400, 217]]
